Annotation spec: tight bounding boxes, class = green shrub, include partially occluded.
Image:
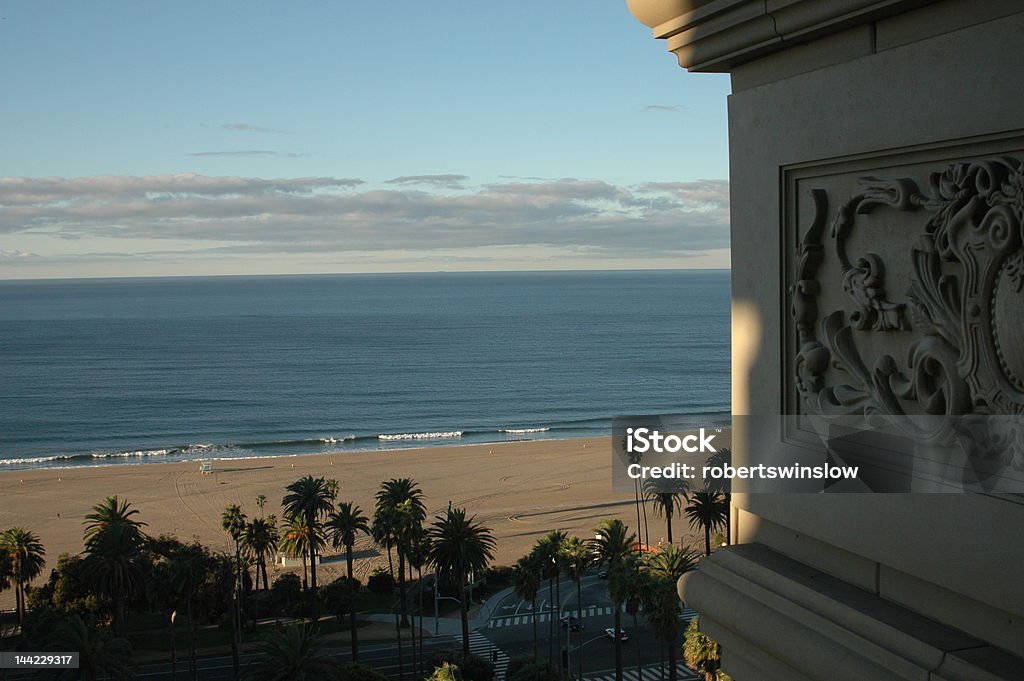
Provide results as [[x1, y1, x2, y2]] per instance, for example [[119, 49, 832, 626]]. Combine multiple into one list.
[[429, 651, 494, 681], [367, 567, 394, 595]]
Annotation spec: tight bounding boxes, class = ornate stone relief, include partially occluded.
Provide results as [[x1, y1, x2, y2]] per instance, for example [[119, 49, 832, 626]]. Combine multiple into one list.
[[790, 157, 1024, 472]]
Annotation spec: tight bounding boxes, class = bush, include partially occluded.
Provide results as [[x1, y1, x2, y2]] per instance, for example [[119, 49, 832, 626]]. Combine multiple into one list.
[[484, 566, 513, 586], [270, 573, 303, 614], [289, 592, 321, 621], [429, 651, 494, 681], [505, 657, 561, 681], [319, 578, 356, 622], [340, 662, 390, 681], [367, 567, 394, 595]]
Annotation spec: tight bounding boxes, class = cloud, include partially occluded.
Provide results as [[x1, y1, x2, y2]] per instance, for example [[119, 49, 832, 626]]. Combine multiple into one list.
[[386, 174, 468, 188], [0, 174, 729, 258], [642, 105, 682, 112], [219, 123, 283, 133], [0, 248, 39, 259], [189, 150, 276, 157], [188, 150, 309, 158]]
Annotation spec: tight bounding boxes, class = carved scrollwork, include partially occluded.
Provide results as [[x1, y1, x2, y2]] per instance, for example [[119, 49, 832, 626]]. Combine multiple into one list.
[[791, 156, 1024, 473]]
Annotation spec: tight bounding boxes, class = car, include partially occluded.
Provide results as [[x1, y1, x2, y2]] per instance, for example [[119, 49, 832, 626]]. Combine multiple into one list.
[[604, 627, 629, 641], [598, 570, 609, 579], [559, 615, 584, 632]]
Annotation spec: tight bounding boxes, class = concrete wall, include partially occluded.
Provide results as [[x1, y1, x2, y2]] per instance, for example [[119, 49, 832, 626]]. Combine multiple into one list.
[[629, 0, 1024, 677]]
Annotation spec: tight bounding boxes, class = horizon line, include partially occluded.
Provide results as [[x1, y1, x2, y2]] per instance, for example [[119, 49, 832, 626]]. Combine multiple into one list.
[[0, 265, 731, 284]]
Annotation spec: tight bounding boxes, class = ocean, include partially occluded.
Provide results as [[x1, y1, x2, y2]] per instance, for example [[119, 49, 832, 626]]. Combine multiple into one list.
[[0, 270, 730, 470]]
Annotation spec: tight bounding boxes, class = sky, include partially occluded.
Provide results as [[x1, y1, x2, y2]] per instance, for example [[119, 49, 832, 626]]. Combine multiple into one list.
[[0, 2, 732, 279]]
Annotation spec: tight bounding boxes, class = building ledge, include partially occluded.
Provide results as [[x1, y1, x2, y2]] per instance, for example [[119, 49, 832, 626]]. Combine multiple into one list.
[[625, 0, 935, 71], [679, 544, 1024, 681]]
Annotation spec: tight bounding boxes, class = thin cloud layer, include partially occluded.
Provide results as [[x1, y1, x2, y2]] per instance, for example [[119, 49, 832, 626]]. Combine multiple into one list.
[[0, 173, 729, 258], [219, 123, 283, 133], [386, 174, 469, 188]]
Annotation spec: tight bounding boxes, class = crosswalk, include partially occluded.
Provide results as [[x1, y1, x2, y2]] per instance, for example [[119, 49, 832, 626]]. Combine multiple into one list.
[[488, 606, 698, 629], [468, 631, 509, 680], [583, 662, 699, 681]]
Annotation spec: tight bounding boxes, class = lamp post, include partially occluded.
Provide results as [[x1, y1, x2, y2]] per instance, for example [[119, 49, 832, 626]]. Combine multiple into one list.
[[433, 571, 461, 635], [577, 631, 614, 681]]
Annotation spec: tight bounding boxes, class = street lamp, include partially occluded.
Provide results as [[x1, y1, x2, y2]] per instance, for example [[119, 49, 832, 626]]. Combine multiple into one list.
[[433, 572, 461, 635]]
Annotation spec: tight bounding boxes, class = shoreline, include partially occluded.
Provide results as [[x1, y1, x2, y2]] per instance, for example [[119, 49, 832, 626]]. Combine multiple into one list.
[[0, 435, 706, 609]]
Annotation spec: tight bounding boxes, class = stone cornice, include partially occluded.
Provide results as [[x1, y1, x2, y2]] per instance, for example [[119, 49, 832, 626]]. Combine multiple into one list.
[[626, 0, 936, 72], [680, 545, 1024, 681]]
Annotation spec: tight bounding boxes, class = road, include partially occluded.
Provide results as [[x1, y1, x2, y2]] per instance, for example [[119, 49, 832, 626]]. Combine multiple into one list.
[[135, 636, 460, 681], [135, 569, 697, 680], [480, 571, 698, 680]]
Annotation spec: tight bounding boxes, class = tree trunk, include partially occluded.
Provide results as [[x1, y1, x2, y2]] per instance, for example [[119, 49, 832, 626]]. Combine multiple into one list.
[[459, 568, 471, 658], [398, 550, 409, 627], [725, 493, 732, 545], [575, 578, 583, 679], [634, 612, 643, 680], [395, 608, 404, 681], [532, 594, 538, 661], [666, 511, 674, 545], [642, 497, 650, 549], [308, 522, 318, 592], [547, 576, 555, 664], [347, 545, 359, 662], [704, 526, 711, 557], [418, 566, 425, 678], [614, 605, 623, 681], [187, 598, 197, 681], [407, 559, 416, 675]]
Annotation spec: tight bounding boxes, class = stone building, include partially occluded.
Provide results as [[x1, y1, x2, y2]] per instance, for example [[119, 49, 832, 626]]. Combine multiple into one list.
[[626, 1, 1024, 678]]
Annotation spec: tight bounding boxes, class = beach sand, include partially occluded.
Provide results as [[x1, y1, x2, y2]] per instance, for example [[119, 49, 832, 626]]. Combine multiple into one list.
[[0, 436, 708, 609]]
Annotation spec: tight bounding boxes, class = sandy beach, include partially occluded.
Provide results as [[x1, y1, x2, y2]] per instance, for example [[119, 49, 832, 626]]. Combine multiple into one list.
[[0, 436, 707, 609]]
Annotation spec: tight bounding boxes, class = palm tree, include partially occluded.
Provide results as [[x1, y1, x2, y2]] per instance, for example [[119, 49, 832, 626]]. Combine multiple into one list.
[[83, 495, 147, 545], [282, 476, 335, 591], [221, 504, 248, 679], [240, 624, 345, 681], [559, 535, 591, 679], [375, 478, 426, 629], [644, 545, 700, 681], [533, 529, 566, 665], [609, 555, 649, 681], [325, 501, 370, 662], [167, 542, 210, 681], [407, 525, 431, 677], [244, 515, 279, 591], [80, 496, 148, 637], [82, 520, 146, 638], [643, 478, 688, 545], [590, 519, 637, 681], [0, 527, 46, 625], [704, 449, 732, 545], [684, 488, 728, 556], [280, 513, 320, 591], [512, 553, 543, 662], [428, 507, 496, 657], [0, 548, 12, 602], [55, 616, 134, 681], [256, 494, 267, 516]]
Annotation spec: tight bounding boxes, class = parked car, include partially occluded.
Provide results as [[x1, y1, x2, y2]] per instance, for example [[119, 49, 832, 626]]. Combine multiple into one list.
[[560, 615, 584, 632], [597, 570, 609, 579], [604, 627, 629, 641]]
